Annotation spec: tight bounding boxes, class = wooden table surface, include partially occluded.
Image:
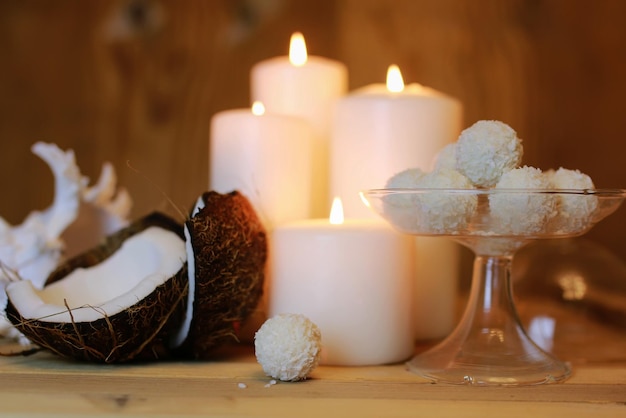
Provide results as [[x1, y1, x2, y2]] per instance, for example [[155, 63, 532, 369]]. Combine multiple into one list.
[[1, 342, 625, 418]]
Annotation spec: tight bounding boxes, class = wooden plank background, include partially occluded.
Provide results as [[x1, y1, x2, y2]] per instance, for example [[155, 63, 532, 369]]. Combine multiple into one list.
[[1, 0, 626, 263]]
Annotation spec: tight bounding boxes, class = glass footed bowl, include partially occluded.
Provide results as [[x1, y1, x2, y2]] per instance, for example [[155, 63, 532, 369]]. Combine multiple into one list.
[[360, 188, 626, 386]]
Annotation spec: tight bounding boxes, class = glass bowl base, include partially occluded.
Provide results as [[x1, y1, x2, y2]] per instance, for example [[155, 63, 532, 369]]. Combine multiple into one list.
[[407, 349, 571, 386]]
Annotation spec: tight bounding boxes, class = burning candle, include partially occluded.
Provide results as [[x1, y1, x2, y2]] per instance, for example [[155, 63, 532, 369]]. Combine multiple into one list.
[[269, 198, 415, 366], [209, 101, 314, 229], [251, 32, 348, 217], [330, 64, 463, 217], [330, 65, 463, 341]]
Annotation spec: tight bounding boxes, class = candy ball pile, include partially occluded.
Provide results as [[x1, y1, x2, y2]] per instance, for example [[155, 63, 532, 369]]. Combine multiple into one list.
[[254, 313, 322, 382], [385, 120, 597, 236]]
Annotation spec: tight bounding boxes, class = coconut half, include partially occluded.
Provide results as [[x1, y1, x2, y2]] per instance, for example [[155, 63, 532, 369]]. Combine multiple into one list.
[[4, 212, 188, 363], [4, 190, 267, 363], [173, 191, 267, 359]]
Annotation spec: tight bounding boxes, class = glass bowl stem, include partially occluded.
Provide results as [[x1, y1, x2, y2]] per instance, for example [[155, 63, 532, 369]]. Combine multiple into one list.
[[407, 251, 571, 385]]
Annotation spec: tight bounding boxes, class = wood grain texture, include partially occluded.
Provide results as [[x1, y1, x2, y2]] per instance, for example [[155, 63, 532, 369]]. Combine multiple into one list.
[[0, 0, 625, 260], [0, 344, 625, 417]]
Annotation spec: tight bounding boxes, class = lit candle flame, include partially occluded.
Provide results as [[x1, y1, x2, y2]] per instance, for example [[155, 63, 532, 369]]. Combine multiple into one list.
[[289, 32, 308, 66], [251, 101, 265, 115], [386, 64, 405, 93], [329, 197, 344, 225]]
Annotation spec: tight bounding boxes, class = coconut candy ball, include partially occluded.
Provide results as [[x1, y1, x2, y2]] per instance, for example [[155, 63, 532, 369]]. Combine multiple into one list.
[[254, 313, 322, 382], [415, 169, 478, 233], [384, 168, 477, 234], [386, 167, 426, 190], [432, 143, 457, 171], [548, 167, 594, 190], [489, 166, 557, 235], [546, 167, 598, 234], [383, 168, 427, 231], [456, 120, 523, 188]]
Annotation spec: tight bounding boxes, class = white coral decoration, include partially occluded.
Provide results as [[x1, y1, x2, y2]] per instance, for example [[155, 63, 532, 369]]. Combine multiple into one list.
[[456, 120, 523, 188], [83, 162, 132, 217], [254, 313, 322, 382], [0, 142, 132, 343], [0, 143, 82, 342], [61, 162, 132, 258], [0, 143, 81, 288]]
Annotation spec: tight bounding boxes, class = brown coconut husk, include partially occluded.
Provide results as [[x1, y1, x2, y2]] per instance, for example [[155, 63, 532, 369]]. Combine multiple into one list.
[[5, 212, 189, 363], [176, 191, 267, 359]]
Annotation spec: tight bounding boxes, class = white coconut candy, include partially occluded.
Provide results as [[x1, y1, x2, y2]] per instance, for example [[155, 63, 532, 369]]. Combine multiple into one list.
[[456, 120, 523, 188], [546, 167, 598, 234], [385, 167, 426, 190], [384, 168, 477, 234], [432, 142, 457, 171], [489, 166, 557, 235], [383, 167, 426, 215], [413, 169, 477, 233], [254, 313, 322, 382], [381, 168, 426, 230]]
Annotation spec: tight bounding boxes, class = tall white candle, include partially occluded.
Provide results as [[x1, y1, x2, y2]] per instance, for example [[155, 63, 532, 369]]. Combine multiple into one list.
[[251, 32, 348, 217], [330, 65, 463, 341], [209, 102, 314, 229], [270, 198, 415, 366]]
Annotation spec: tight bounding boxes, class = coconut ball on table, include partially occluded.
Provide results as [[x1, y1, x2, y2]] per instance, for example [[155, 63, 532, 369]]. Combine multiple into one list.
[[489, 166, 557, 235], [254, 313, 322, 382], [455, 120, 524, 188], [546, 167, 598, 234]]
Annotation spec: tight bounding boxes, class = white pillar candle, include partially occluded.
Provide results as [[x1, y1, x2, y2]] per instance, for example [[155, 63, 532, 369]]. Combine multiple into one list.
[[251, 32, 348, 217], [209, 102, 314, 230], [270, 198, 415, 366], [330, 65, 463, 341], [330, 65, 463, 218]]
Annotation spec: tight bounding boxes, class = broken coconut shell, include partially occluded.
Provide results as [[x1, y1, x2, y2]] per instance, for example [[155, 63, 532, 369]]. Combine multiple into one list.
[[5, 212, 188, 363], [174, 190, 267, 359]]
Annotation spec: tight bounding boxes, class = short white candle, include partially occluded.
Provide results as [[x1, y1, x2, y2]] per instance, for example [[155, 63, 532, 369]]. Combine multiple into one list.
[[270, 198, 415, 366], [251, 32, 348, 217], [330, 65, 463, 341], [209, 102, 314, 229]]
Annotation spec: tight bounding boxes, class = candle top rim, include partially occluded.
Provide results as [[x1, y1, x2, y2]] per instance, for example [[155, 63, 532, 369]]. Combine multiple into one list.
[[352, 83, 449, 97], [254, 54, 347, 67], [274, 218, 396, 230]]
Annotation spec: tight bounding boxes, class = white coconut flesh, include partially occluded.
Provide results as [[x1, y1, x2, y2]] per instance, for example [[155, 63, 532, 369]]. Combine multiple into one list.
[[6, 226, 186, 324], [170, 195, 205, 348]]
